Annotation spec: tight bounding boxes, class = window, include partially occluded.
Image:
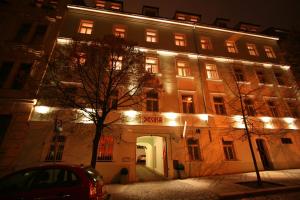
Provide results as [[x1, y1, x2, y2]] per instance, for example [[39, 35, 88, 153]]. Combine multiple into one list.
[[0, 115, 12, 146], [247, 44, 259, 56], [187, 138, 201, 161], [264, 46, 276, 58], [113, 26, 126, 38], [145, 57, 159, 73], [190, 16, 199, 23], [225, 41, 238, 53], [78, 20, 93, 34], [234, 68, 245, 82], [31, 24, 48, 44], [222, 140, 236, 160], [177, 60, 191, 77], [244, 98, 256, 116], [110, 2, 121, 10], [182, 95, 194, 113], [98, 135, 113, 161], [12, 63, 32, 90], [146, 90, 159, 112], [256, 70, 267, 84], [267, 100, 279, 117], [274, 72, 285, 85], [176, 14, 186, 20], [110, 56, 122, 70], [206, 64, 219, 80], [281, 138, 292, 144], [146, 29, 158, 43], [95, 0, 105, 8], [45, 135, 66, 162], [174, 33, 186, 46], [0, 61, 13, 88], [213, 96, 227, 115], [200, 37, 212, 50], [14, 23, 31, 42]]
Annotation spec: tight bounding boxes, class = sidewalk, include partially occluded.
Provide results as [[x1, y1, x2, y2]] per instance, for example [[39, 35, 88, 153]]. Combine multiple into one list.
[[104, 169, 300, 200]]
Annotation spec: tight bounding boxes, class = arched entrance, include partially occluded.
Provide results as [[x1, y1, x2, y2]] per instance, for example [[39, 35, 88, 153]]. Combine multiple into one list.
[[136, 136, 168, 182]]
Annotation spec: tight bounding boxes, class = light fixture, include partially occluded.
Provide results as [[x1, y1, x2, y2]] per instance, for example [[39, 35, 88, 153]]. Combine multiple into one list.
[[35, 106, 50, 114], [124, 110, 139, 118], [198, 114, 208, 121]]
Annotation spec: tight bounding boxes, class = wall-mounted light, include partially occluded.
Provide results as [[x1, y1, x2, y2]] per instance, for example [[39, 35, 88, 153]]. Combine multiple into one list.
[[124, 110, 139, 118], [163, 112, 178, 119], [198, 114, 208, 121], [35, 106, 50, 114], [157, 50, 178, 56]]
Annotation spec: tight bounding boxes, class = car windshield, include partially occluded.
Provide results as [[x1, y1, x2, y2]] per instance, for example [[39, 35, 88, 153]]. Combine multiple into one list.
[[84, 167, 102, 184]]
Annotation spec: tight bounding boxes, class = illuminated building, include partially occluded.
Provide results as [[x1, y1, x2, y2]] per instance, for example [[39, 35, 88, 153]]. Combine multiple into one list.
[[1, 1, 299, 183]]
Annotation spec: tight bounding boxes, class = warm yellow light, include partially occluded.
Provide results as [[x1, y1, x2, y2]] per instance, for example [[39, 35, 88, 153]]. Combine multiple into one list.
[[35, 106, 50, 114], [260, 116, 271, 122], [198, 114, 208, 121], [281, 65, 290, 70], [167, 121, 177, 127], [157, 50, 178, 56], [242, 61, 254, 65], [57, 37, 72, 44], [283, 117, 295, 124], [188, 54, 198, 59], [124, 110, 139, 118], [263, 64, 272, 68], [214, 57, 233, 63], [163, 112, 178, 119], [232, 115, 245, 128]]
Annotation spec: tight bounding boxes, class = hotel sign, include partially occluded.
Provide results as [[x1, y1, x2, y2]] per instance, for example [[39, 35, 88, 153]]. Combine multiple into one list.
[[142, 116, 163, 124]]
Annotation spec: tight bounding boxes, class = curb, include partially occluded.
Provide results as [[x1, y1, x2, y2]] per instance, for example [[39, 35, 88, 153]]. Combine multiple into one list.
[[219, 185, 300, 200]]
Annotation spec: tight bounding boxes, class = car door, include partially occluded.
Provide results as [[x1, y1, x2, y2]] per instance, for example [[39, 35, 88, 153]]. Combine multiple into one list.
[[22, 167, 84, 200]]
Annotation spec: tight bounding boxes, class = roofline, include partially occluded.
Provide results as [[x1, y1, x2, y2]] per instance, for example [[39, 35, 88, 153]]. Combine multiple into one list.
[[67, 5, 279, 41]]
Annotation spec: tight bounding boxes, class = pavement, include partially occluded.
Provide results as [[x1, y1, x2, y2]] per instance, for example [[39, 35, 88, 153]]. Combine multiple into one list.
[[104, 169, 300, 200]]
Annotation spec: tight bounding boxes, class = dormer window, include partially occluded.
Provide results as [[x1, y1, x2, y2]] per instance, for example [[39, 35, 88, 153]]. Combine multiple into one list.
[[111, 3, 121, 10], [95, 0, 105, 9]]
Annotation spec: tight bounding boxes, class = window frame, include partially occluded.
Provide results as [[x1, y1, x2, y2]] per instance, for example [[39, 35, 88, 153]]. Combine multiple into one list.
[[233, 68, 245, 82], [146, 90, 159, 112], [205, 63, 219, 80], [181, 94, 195, 114], [145, 29, 158, 43], [145, 56, 159, 73], [200, 37, 212, 50], [247, 43, 259, 56], [225, 40, 238, 53], [113, 25, 126, 38], [174, 33, 187, 47], [267, 100, 279, 117], [222, 140, 237, 160], [78, 20, 94, 35], [244, 98, 256, 116], [186, 138, 201, 161], [264, 46, 276, 58], [213, 96, 227, 115], [176, 60, 191, 77]]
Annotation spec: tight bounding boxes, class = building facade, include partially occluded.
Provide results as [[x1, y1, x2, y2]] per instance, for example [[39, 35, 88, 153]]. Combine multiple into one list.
[[1, 2, 300, 184]]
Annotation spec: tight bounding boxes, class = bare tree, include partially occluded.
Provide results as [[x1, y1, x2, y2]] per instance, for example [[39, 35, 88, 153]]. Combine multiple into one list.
[[39, 35, 160, 168]]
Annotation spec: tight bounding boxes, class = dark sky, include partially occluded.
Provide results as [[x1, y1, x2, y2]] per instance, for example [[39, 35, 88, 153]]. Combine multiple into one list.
[[124, 0, 300, 31]]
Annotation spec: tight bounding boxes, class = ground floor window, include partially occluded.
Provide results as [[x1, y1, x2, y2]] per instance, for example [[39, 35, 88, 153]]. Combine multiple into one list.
[[222, 140, 236, 160], [45, 135, 66, 162], [187, 138, 201, 161], [97, 135, 114, 161]]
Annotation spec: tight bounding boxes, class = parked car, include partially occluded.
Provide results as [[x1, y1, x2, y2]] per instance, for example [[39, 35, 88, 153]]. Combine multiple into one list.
[[0, 164, 104, 200]]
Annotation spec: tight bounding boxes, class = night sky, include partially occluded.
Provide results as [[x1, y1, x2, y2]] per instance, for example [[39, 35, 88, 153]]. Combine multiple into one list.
[[124, 0, 300, 31]]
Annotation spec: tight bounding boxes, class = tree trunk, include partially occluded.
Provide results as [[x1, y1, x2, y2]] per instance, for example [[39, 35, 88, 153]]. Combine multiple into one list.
[[91, 122, 103, 168]]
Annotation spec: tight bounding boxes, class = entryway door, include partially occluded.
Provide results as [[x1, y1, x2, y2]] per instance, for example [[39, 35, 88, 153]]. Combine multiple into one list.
[[256, 139, 272, 170]]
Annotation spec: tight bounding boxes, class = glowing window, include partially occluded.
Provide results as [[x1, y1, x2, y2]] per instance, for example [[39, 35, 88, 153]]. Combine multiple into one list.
[[200, 37, 212, 50], [206, 64, 219, 80], [110, 56, 122, 70], [146, 29, 157, 43], [98, 135, 113, 161], [176, 15, 186, 20], [264, 46, 276, 58], [225, 41, 238, 53], [113, 26, 126, 38], [182, 95, 194, 114], [190, 16, 199, 23], [95, 0, 105, 8], [78, 20, 93, 34], [177, 60, 190, 77], [247, 44, 259, 56], [174, 34, 186, 47], [213, 96, 226, 115], [145, 57, 159, 73], [111, 3, 121, 10]]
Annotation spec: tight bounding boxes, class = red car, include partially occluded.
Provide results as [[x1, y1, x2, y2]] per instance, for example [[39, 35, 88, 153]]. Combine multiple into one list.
[[0, 164, 104, 200]]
